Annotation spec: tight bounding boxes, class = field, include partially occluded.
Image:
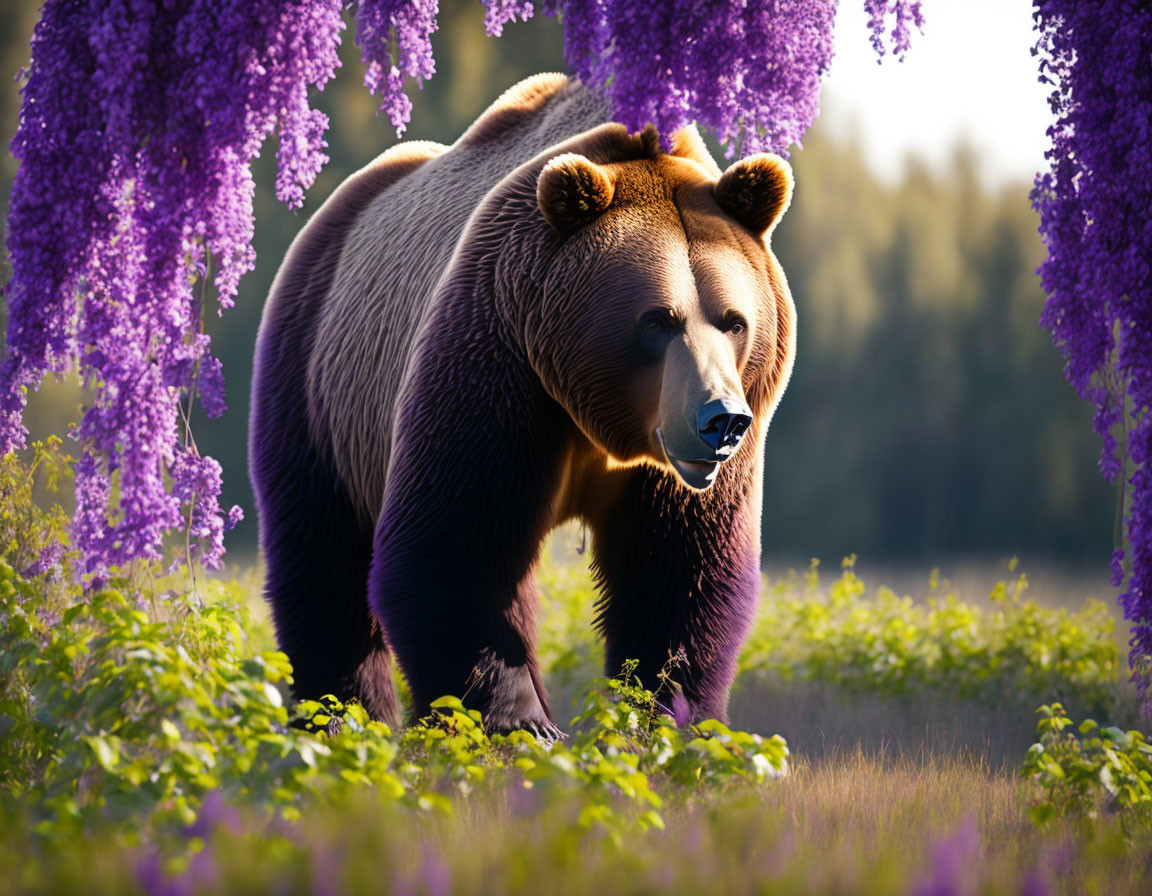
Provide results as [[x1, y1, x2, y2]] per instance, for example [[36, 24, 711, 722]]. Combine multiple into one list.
[[2, 447, 1151, 894]]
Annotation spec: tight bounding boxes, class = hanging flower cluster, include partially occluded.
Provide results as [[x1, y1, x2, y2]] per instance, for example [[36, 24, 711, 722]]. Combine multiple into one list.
[[1031, 2, 1152, 689], [483, 0, 923, 156], [355, 0, 440, 135], [863, 0, 923, 60], [358, 1, 924, 154], [2, 0, 347, 575], [2, 0, 920, 577]]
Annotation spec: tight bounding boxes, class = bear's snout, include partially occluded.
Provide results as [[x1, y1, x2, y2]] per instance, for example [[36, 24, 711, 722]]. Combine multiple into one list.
[[656, 392, 752, 491], [696, 397, 752, 459]]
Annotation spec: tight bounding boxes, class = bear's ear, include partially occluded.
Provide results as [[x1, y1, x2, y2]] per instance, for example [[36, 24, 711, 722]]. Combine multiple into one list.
[[537, 153, 615, 235], [714, 153, 793, 238]]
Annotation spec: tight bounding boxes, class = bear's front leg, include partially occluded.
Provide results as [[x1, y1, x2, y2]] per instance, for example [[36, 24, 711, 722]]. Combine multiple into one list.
[[369, 478, 566, 738], [366, 323, 574, 739], [589, 456, 764, 726]]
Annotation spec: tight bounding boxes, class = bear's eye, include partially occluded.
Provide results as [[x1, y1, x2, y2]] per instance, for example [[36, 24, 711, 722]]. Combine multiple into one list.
[[723, 314, 749, 336], [640, 309, 677, 336]]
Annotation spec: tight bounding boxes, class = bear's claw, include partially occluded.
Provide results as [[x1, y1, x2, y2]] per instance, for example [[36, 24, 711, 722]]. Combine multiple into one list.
[[524, 718, 567, 744], [484, 712, 567, 743]]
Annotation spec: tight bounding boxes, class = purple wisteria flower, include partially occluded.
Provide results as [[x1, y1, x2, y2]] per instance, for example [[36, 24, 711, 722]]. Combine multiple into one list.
[[864, 0, 924, 60], [355, 0, 439, 135], [376, 1, 924, 154], [1032, 1, 1152, 696], [535, 0, 922, 156], [3, 0, 344, 574]]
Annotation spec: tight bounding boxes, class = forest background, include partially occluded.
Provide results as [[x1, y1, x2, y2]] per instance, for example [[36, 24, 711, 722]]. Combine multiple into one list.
[[0, 0, 1113, 573]]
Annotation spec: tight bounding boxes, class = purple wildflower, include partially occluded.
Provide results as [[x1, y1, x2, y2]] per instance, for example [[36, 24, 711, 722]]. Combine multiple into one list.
[[1032, 1, 1152, 693], [909, 816, 980, 896], [135, 843, 216, 896], [418, 849, 452, 896], [308, 837, 347, 896], [1020, 870, 1052, 896], [21, 541, 64, 580], [393, 846, 452, 896], [184, 790, 242, 840], [506, 777, 542, 816]]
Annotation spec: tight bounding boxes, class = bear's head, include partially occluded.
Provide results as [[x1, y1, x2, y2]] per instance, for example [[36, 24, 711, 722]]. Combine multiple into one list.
[[518, 125, 795, 491]]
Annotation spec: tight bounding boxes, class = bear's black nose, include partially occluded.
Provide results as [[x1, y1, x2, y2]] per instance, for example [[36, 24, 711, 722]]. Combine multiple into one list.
[[697, 398, 752, 458]]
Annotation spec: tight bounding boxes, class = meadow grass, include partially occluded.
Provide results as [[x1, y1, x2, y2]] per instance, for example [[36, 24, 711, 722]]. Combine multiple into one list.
[[2, 449, 1150, 894], [6, 748, 1145, 895]]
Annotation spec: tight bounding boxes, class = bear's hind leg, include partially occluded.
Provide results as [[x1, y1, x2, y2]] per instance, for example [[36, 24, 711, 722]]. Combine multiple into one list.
[[253, 439, 399, 727]]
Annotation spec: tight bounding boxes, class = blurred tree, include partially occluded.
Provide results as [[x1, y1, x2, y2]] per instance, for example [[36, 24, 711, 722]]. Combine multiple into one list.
[[765, 139, 1112, 563]]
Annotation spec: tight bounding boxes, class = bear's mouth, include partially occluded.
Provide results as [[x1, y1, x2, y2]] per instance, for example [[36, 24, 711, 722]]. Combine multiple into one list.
[[655, 428, 720, 491]]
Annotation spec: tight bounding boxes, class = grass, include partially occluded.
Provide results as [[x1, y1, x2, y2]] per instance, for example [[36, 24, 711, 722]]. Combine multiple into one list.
[[7, 750, 1145, 895], [2, 448, 1150, 894], [113, 546, 1145, 894]]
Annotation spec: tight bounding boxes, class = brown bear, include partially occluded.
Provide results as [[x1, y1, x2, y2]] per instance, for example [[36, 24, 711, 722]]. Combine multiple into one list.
[[249, 73, 796, 738]]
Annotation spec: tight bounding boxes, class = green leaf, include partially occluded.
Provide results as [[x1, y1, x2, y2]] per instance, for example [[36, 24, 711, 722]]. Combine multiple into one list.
[[1029, 803, 1057, 828], [61, 604, 87, 626], [85, 735, 119, 771]]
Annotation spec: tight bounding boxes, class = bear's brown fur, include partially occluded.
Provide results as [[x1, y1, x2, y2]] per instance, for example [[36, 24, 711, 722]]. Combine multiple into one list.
[[250, 74, 796, 735]]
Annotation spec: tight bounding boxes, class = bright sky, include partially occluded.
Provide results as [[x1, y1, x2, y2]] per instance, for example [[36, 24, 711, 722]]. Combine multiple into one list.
[[818, 0, 1052, 186]]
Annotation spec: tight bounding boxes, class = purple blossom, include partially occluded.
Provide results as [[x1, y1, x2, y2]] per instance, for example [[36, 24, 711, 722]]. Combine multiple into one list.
[[541, 0, 842, 156], [184, 790, 242, 840], [170, 450, 244, 572], [1032, 1, 1152, 695], [1020, 871, 1052, 896], [909, 816, 980, 896], [362, 1, 922, 155], [3, 1, 341, 575], [393, 846, 452, 896], [543, 0, 921, 156], [136, 841, 217, 896], [865, 0, 924, 61], [21, 541, 64, 580], [355, 0, 439, 135], [308, 838, 348, 896], [483, 1, 536, 38]]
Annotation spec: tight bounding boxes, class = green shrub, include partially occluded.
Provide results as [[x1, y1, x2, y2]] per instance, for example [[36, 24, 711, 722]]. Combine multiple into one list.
[[1, 554, 786, 847], [740, 557, 1120, 715], [1022, 702, 1152, 836], [0, 441, 788, 855]]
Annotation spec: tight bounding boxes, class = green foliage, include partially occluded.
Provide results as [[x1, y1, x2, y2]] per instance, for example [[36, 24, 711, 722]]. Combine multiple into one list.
[[1, 561, 783, 850], [0, 548, 298, 835], [0, 442, 1147, 893], [0, 435, 72, 579], [0, 443, 787, 863], [535, 553, 1124, 729], [740, 557, 1120, 715], [1022, 702, 1152, 836], [295, 664, 786, 845]]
